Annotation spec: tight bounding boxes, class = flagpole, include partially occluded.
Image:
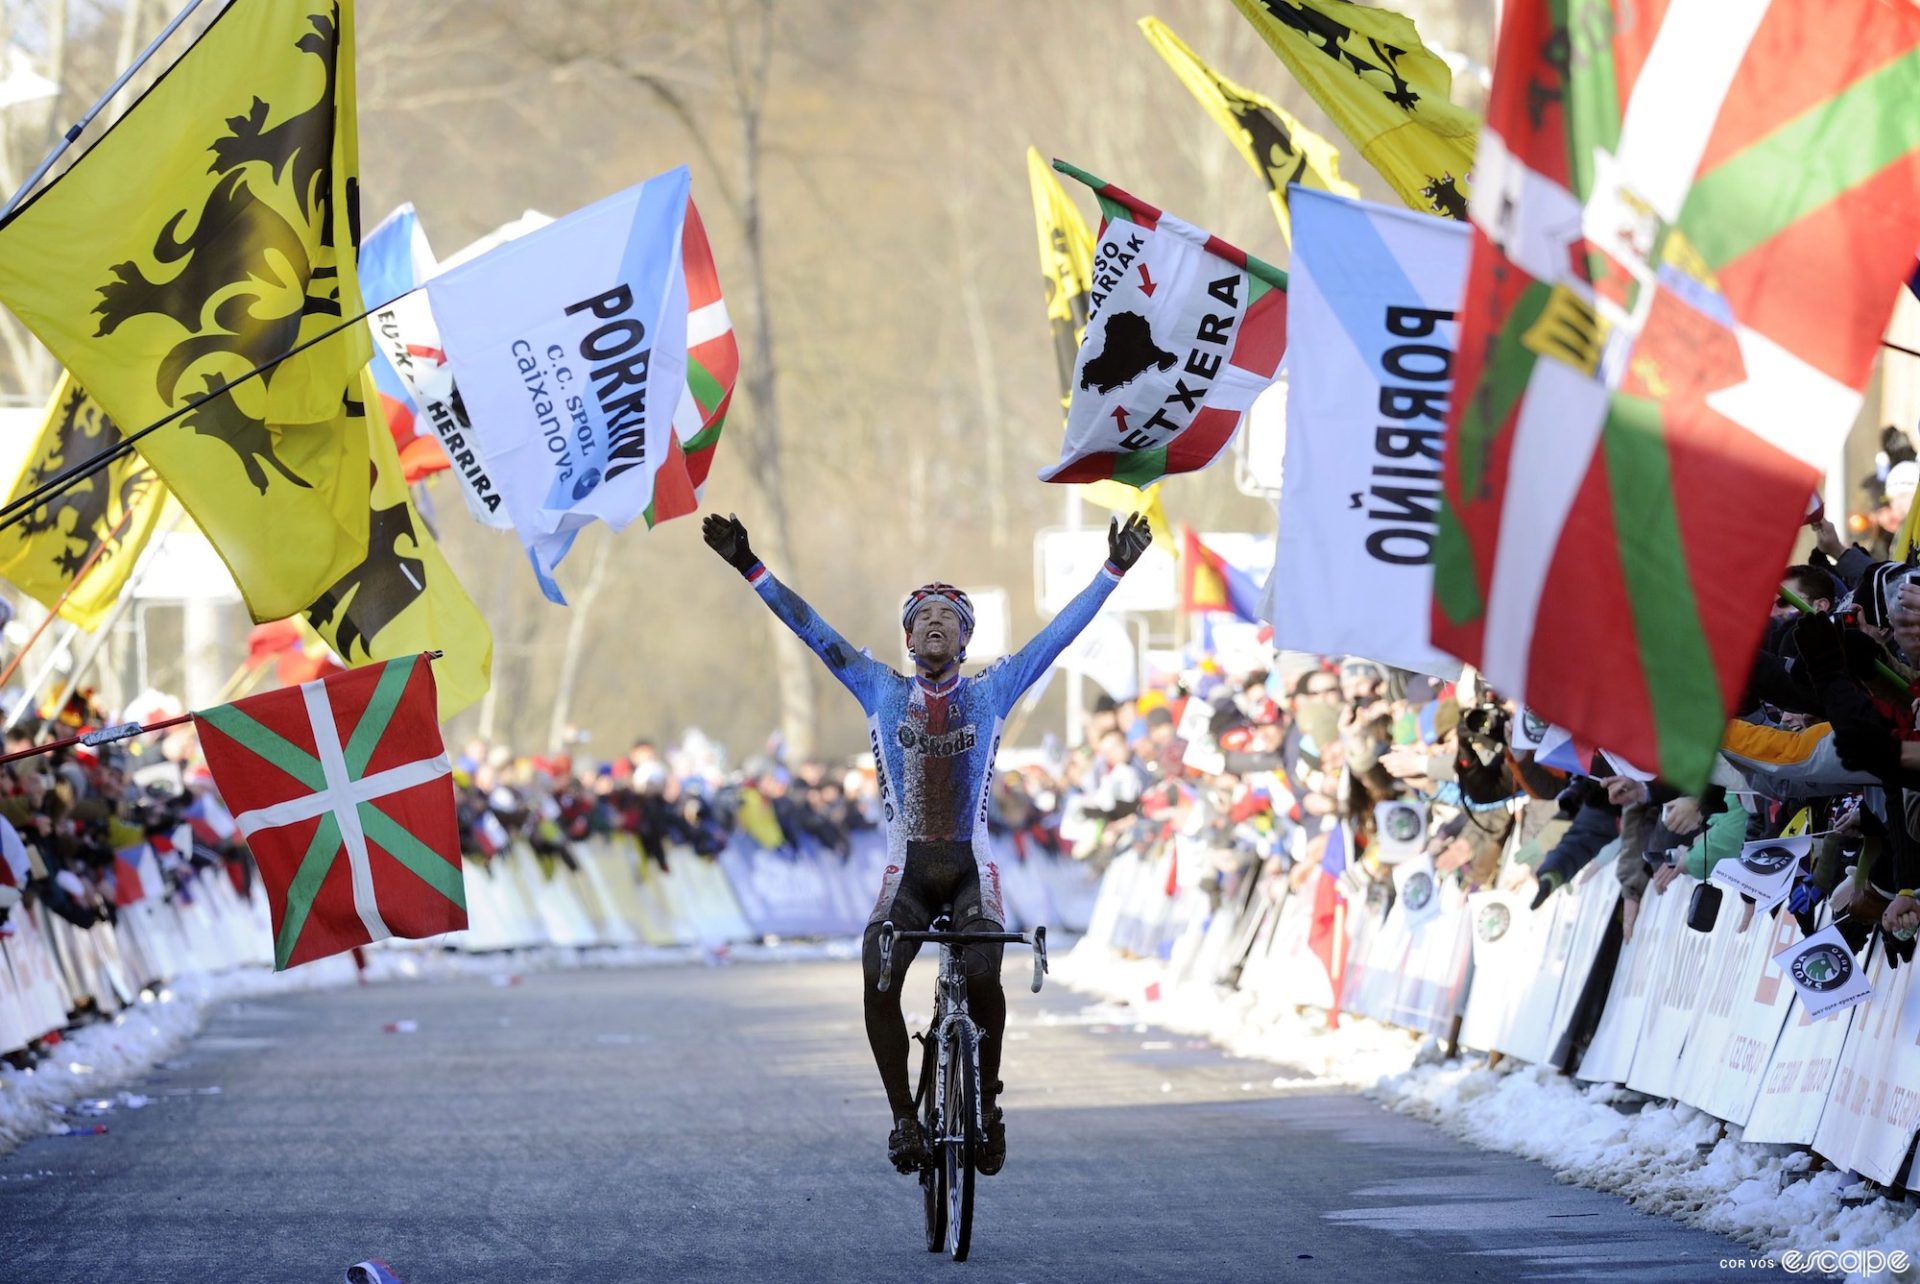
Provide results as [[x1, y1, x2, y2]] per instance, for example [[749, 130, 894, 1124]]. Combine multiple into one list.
[[0, 0, 214, 222], [0, 713, 193, 766], [0, 294, 406, 534]]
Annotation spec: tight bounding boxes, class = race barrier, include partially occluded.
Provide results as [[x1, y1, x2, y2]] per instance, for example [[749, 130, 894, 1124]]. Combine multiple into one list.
[[1070, 815, 1920, 1191], [0, 831, 1101, 1057]]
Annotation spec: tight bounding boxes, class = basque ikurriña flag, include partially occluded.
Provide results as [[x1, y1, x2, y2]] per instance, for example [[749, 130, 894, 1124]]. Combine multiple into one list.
[[1434, 0, 1920, 790], [425, 167, 693, 602], [1042, 161, 1288, 487], [192, 654, 463, 970], [643, 200, 739, 528]]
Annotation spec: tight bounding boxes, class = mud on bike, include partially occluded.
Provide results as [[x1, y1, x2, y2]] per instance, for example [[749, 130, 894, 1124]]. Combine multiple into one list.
[[875, 910, 1047, 1262]]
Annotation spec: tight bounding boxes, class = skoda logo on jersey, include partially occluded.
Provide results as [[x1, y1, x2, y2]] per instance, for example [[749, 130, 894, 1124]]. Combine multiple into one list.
[[1790, 943, 1854, 992], [1402, 871, 1435, 911], [897, 722, 978, 758], [572, 467, 602, 501], [1475, 901, 1511, 942], [1740, 845, 1799, 877]]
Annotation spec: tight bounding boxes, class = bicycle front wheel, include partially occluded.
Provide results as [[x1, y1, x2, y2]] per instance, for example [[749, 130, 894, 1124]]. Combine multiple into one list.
[[943, 1020, 978, 1262], [916, 1031, 944, 1253]]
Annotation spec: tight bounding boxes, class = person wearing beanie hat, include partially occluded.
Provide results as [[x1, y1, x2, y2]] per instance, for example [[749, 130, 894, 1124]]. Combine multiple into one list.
[[704, 509, 1152, 1179]]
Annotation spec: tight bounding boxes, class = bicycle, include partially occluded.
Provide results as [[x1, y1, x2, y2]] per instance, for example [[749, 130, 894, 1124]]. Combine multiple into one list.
[[876, 909, 1047, 1262]]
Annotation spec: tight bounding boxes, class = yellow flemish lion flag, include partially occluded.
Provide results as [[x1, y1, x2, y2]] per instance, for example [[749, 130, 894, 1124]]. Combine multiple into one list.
[[300, 370, 492, 722], [1027, 146, 1095, 417], [0, 0, 371, 623], [1026, 151, 1172, 548], [1138, 16, 1357, 244], [1229, 0, 1477, 219], [0, 375, 169, 630]]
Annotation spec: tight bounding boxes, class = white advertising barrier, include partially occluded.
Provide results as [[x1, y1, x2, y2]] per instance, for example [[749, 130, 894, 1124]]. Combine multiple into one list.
[[1458, 889, 1555, 1058], [1341, 894, 1403, 1025], [1384, 881, 1472, 1038], [1076, 850, 1143, 955], [1627, 875, 1736, 1101], [1342, 878, 1472, 1037], [1811, 942, 1920, 1183], [1577, 866, 1688, 1084], [1744, 951, 1858, 1147], [1672, 905, 1802, 1126], [1542, 856, 1623, 1067], [718, 838, 858, 938]]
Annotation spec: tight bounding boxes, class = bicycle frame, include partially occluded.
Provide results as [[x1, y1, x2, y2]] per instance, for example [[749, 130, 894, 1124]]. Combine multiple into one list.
[[875, 923, 1048, 1142]]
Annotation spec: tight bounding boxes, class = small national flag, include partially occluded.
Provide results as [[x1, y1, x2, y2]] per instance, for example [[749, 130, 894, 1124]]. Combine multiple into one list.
[[1138, 15, 1357, 243], [0, 0, 374, 623], [1307, 822, 1351, 1024], [1433, 0, 1920, 789], [1229, 0, 1478, 220], [1179, 526, 1263, 622], [1043, 161, 1288, 487], [192, 654, 464, 970]]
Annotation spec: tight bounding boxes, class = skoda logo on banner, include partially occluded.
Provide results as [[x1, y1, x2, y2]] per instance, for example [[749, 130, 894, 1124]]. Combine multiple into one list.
[[1741, 845, 1799, 876], [1791, 943, 1854, 992], [1402, 871, 1435, 911], [1475, 901, 1512, 942], [1383, 803, 1423, 844]]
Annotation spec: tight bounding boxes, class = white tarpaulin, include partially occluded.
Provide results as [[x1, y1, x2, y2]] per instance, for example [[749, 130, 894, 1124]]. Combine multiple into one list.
[[1262, 189, 1467, 678]]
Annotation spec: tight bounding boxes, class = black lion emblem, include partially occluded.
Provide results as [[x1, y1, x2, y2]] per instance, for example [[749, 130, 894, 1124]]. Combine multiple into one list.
[[1079, 311, 1176, 394]]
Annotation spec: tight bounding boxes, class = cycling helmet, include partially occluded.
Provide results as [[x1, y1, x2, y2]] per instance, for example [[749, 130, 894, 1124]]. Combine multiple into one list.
[[901, 582, 975, 640]]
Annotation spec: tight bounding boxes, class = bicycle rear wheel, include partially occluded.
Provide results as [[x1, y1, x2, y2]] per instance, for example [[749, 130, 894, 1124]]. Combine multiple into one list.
[[944, 1020, 978, 1262], [915, 1031, 944, 1253]]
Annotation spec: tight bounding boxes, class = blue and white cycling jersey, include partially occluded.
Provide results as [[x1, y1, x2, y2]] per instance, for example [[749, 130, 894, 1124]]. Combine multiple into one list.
[[745, 559, 1122, 922]]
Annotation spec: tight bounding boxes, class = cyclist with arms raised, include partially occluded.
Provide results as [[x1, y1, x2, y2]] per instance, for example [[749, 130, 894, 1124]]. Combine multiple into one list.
[[705, 510, 1152, 1176]]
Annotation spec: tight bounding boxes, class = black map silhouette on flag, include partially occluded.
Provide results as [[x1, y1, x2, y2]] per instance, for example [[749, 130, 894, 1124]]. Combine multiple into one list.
[[1080, 311, 1177, 394]]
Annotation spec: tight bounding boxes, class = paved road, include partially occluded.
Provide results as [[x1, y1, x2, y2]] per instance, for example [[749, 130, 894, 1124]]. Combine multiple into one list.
[[0, 956, 1789, 1282]]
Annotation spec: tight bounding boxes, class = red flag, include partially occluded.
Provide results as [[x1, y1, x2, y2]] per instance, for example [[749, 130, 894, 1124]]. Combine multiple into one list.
[[192, 655, 464, 970]]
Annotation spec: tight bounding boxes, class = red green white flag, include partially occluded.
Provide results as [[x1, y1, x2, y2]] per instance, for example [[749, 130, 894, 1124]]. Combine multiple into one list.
[[1042, 160, 1288, 487], [192, 654, 464, 970], [646, 200, 739, 527], [1434, 0, 1920, 789]]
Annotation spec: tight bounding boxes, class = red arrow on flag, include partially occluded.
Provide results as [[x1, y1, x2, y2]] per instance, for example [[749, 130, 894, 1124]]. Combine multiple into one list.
[[1137, 264, 1157, 296], [1111, 406, 1130, 431]]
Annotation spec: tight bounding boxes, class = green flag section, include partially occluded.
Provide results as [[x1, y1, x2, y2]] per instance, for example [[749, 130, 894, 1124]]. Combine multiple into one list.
[[192, 654, 463, 970], [1433, 0, 1920, 790], [1229, 0, 1477, 219], [1138, 16, 1357, 244], [1040, 161, 1288, 488]]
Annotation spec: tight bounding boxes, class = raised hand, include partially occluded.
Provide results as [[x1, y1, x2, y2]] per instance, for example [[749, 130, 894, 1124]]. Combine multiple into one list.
[[702, 512, 757, 575], [1108, 512, 1152, 573]]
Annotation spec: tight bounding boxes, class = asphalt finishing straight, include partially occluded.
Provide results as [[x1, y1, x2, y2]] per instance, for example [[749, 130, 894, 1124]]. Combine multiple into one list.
[[0, 955, 1792, 1282]]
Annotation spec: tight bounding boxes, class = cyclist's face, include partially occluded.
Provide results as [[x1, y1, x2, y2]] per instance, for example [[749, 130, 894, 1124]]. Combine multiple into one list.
[[909, 600, 964, 665]]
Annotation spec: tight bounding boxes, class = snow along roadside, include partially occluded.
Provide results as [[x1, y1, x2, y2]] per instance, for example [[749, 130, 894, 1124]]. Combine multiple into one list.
[[1054, 945, 1920, 1284], [0, 938, 858, 1158]]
